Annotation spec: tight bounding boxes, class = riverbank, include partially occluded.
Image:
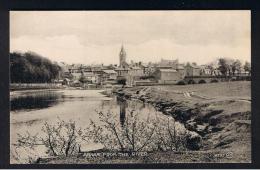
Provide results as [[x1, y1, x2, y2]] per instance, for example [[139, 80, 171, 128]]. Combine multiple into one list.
[[10, 83, 120, 91], [10, 83, 65, 91], [36, 81, 251, 163], [113, 81, 251, 161]]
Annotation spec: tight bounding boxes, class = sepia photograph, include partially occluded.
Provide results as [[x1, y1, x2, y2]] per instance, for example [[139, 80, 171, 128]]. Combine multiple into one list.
[[9, 10, 251, 164]]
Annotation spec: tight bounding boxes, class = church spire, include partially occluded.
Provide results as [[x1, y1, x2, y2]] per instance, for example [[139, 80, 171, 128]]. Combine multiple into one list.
[[120, 45, 126, 55], [119, 44, 127, 67]]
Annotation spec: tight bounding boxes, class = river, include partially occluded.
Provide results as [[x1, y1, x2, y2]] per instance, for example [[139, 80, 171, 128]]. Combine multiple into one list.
[[10, 89, 182, 163]]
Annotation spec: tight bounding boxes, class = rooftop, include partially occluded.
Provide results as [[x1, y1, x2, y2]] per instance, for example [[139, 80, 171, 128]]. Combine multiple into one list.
[[102, 70, 117, 74], [177, 65, 185, 69], [130, 66, 142, 70], [115, 68, 130, 71], [186, 64, 201, 69], [159, 69, 177, 72]]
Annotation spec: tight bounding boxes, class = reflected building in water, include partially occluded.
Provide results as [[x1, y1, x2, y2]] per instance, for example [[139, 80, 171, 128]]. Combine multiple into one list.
[[100, 95, 151, 127], [117, 96, 127, 127], [100, 96, 127, 127]]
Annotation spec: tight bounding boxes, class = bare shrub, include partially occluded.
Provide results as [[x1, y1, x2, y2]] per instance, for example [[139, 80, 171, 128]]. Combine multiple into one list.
[[13, 110, 191, 163], [14, 119, 83, 158], [155, 116, 187, 151], [84, 110, 188, 152]]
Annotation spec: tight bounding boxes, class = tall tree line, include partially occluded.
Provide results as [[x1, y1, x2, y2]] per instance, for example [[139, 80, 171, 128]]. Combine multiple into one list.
[[217, 58, 251, 76], [204, 58, 251, 76], [10, 51, 61, 83]]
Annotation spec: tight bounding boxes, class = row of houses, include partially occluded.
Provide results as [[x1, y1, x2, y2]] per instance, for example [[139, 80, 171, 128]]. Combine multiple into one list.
[[57, 59, 224, 87], [55, 46, 249, 87]]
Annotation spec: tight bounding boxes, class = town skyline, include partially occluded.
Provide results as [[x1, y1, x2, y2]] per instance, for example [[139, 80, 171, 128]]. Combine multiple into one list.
[[10, 11, 251, 65]]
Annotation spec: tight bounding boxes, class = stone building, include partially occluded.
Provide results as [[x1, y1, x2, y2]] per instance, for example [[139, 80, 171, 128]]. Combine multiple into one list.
[[153, 68, 182, 84], [128, 66, 144, 77], [158, 59, 179, 69], [102, 70, 117, 80], [176, 64, 186, 78], [185, 64, 201, 76]]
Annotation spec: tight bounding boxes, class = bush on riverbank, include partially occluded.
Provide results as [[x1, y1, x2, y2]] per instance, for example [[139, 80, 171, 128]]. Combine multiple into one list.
[[12, 119, 84, 163]]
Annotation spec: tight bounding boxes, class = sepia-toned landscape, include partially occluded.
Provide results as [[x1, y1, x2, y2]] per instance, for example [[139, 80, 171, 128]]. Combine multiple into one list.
[[10, 11, 251, 164]]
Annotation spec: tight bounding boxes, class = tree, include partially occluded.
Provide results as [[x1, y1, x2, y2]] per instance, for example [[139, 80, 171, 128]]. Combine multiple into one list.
[[10, 51, 61, 83], [226, 59, 233, 76], [218, 58, 235, 76], [186, 62, 191, 67], [79, 75, 89, 84], [206, 60, 218, 76], [244, 61, 251, 75], [207, 65, 213, 75], [117, 78, 126, 85], [218, 58, 229, 76], [231, 59, 242, 75], [191, 62, 197, 66]]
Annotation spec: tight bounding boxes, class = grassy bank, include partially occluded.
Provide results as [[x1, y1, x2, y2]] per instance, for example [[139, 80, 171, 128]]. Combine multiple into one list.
[[123, 81, 250, 104], [114, 81, 251, 162]]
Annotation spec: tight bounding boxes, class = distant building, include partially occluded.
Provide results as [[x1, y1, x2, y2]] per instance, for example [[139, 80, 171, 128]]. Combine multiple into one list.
[[82, 66, 92, 72], [144, 64, 156, 76], [68, 65, 82, 73], [62, 71, 73, 79], [84, 72, 98, 84], [71, 80, 82, 87], [212, 69, 222, 76], [128, 66, 144, 77], [91, 65, 103, 75], [158, 59, 179, 69], [101, 70, 118, 84], [185, 64, 201, 76], [200, 65, 212, 76], [115, 68, 129, 77], [153, 68, 182, 84], [102, 70, 117, 80], [62, 78, 72, 86], [71, 72, 83, 80], [176, 64, 186, 78]]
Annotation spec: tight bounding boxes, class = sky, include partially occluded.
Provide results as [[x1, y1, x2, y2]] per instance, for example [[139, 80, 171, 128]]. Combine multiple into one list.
[[10, 11, 251, 65]]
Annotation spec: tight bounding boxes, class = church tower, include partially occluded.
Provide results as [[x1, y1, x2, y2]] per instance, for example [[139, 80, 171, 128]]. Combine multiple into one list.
[[119, 45, 127, 67]]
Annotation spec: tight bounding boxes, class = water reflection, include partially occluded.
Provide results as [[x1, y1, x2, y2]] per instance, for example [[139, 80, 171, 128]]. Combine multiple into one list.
[[11, 91, 62, 111], [117, 96, 127, 127], [10, 89, 173, 163]]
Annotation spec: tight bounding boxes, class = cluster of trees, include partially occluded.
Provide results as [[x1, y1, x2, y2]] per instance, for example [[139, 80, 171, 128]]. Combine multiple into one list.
[[185, 58, 251, 77], [198, 58, 251, 76], [10, 52, 61, 83], [217, 58, 251, 76]]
